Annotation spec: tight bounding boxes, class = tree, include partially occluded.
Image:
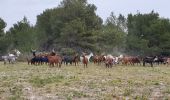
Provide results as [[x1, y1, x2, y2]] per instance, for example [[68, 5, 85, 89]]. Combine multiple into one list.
[[97, 12, 126, 54], [126, 11, 170, 56], [0, 18, 7, 54], [0, 18, 6, 36], [36, 0, 103, 52], [6, 17, 38, 52]]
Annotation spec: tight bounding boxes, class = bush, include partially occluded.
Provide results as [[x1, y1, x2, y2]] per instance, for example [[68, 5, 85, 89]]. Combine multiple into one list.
[[61, 48, 76, 55]]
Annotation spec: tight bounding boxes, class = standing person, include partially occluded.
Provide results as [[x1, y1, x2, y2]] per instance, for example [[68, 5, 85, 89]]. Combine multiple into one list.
[[31, 48, 37, 57]]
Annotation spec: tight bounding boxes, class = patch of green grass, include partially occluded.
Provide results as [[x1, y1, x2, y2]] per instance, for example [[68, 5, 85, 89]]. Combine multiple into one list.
[[66, 96, 72, 100], [65, 90, 89, 99], [88, 81, 97, 89], [8, 96, 24, 100], [163, 87, 170, 94], [29, 75, 64, 87], [123, 87, 134, 96], [8, 85, 23, 100], [72, 91, 88, 98], [134, 95, 148, 100], [109, 78, 122, 86]]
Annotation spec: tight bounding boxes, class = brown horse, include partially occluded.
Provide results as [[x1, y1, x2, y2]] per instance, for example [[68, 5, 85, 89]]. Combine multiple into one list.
[[93, 55, 100, 64], [47, 54, 62, 68], [105, 57, 113, 68], [122, 56, 133, 66], [82, 55, 88, 68], [121, 56, 141, 66], [131, 56, 141, 65], [93, 54, 106, 65], [73, 54, 79, 66]]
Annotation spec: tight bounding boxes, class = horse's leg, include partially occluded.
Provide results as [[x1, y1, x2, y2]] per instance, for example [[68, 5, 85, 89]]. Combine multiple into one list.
[[59, 62, 61, 68], [143, 61, 145, 66], [4, 60, 6, 65], [28, 60, 30, 65], [133, 62, 135, 66], [53, 62, 55, 67], [77, 61, 79, 66], [151, 62, 153, 67]]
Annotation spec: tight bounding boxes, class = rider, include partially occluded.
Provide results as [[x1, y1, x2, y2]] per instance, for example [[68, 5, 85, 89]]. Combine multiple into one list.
[[31, 48, 37, 57], [51, 49, 56, 56]]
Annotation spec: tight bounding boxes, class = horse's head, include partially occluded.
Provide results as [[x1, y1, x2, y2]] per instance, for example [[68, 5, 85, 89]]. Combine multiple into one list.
[[89, 52, 94, 57], [13, 49, 21, 57], [15, 49, 21, 57], [119, 54, 123, 58]]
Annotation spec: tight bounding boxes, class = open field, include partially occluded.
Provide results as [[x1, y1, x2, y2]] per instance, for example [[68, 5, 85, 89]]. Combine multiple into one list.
[[0, 62, 170, 100]]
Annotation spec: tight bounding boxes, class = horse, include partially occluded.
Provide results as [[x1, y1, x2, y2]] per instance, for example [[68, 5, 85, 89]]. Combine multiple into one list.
[[47, 53, 62, 68], [131, 56, 141, 65], [62, 54, 79, 66], [153, 56, 165, 65], [105, 57, 113, 68], [93, 54, 99, 64], [93, 54, 106, 65], [62, 55, 74, 65], [143, 56, 155, 67], [120, 56, 132, 66], [72, 54, 79, 66], [82, 55, 88, 68], [165, 58, 170, 66], [2, 49, 21, 65], [104, 54, 118, 68], [80, 52, 94, 63]]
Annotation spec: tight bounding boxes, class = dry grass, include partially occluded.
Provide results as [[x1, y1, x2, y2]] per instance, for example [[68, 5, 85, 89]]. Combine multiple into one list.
[[0, 62, 170, 100]]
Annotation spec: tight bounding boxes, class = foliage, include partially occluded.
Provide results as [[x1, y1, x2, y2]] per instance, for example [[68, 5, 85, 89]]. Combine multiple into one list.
[[0, 18, 7, 54], [126, 11, 170, 56], [1, 1, 170, 56], [60, 48, 76, 55], [36, 0, 102, 51], [96, 12, 126, 54], [6, 17, 38, 52]]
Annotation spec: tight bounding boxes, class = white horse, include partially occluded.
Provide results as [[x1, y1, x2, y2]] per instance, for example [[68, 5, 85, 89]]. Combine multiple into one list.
[[2, 49, 21, 64], [80, 52, 94, 62]]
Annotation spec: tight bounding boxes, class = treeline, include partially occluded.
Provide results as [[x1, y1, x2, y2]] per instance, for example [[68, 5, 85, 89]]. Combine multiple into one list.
[[0, 0, 170, 56]]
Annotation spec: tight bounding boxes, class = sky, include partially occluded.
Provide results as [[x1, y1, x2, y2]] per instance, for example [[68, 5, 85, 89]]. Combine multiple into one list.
[[0, 0, 170, 31]]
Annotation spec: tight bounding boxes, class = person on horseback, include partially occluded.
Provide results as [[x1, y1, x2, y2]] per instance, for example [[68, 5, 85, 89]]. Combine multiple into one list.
[[51, 49, 56, 56], [31, 48, 37, 57]]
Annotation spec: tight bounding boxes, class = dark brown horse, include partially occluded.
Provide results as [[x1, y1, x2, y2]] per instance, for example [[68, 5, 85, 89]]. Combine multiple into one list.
[[131, 56, 141, 65], [105, 57, 113, 68], [73, 54, 79, 66], [93, 55, 100, 64]]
